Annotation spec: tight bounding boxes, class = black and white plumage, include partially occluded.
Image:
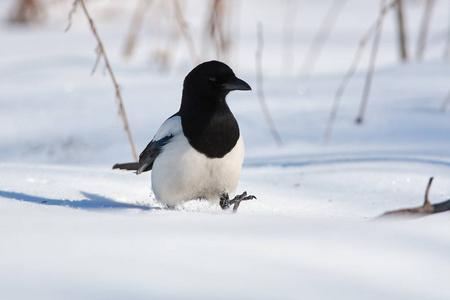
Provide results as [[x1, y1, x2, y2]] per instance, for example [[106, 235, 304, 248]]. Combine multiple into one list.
[[113, 61, 254, 209]]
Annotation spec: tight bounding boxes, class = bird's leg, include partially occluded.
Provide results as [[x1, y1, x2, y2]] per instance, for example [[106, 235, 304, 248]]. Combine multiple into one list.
[[220, 191, 256, 213], [219, 193, 231, 210]]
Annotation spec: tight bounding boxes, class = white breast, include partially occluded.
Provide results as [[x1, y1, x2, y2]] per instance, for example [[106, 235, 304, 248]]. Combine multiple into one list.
[[150, 116, 244, 207]]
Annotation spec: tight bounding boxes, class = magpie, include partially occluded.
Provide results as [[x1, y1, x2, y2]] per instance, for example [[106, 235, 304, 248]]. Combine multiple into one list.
[[113, 61, 255, 212]]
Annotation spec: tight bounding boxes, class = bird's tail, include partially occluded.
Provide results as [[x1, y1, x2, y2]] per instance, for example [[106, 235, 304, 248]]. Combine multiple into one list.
[[112, 162, 139, 171]]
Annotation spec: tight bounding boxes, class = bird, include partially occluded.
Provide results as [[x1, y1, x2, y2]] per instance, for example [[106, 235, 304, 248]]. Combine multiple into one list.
[[113, 61, 255, 212]]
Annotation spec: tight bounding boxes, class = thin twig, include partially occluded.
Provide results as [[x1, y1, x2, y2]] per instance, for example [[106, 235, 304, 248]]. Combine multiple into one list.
[[91, 45, 101, 75], [65, 0, 78, 32], [355, 0, 386, 124], [173, 0, 200, 64], [68, 0, 138, 162], [298, 0, 346, 82], [322, 0, 397, 145], [256, 22, 283, 147]]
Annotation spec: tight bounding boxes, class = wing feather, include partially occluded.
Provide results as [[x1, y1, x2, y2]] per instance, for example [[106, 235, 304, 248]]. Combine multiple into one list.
[[136, 115, 182, 174], [137, 135, 173, 174]]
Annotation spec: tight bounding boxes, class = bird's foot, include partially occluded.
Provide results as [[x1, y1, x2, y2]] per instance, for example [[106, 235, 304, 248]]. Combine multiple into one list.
[[220, 191, 256, 213]]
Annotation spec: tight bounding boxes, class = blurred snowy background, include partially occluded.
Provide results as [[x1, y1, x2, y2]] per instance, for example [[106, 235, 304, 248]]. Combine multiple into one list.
[[1, 0, 450, 299]]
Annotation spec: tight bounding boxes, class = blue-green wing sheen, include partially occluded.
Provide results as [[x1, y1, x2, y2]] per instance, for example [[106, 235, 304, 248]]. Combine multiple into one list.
[[137, 134, 174, 174]]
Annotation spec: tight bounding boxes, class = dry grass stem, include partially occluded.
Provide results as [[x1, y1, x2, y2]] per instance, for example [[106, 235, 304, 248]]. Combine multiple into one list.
[[9, 0, 45, 24], [65, 0, 78, 32], [68, 0, 139, 162], [416, 0, 436, 60], [202, 0, 231, 62], [322, 0, 398, 145], [173, 0, 200, 64], [122, 0, 152, 58], [395, 0, 408, 61], [355, 0, 386, 124]]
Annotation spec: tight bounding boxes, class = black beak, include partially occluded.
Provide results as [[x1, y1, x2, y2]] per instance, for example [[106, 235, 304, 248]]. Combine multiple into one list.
[[221, 77, 252, 91]]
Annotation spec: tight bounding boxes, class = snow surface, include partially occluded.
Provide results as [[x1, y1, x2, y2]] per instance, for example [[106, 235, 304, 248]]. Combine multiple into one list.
[[1, 0, 450, 299]]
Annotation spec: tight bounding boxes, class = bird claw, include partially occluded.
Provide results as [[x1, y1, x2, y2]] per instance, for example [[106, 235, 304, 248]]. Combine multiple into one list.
[[220, 191, 256, 213]]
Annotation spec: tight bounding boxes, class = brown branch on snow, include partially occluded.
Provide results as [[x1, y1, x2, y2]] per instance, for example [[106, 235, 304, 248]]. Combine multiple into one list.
[[67, 0, 139, 162], [355, 0, 386, 125], [322, 0, 398, 145], [255, 23, 284, 147], [377, 177, 450, 219]]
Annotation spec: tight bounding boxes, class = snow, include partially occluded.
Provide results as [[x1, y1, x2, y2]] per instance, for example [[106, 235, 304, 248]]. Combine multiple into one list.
[[1, 0, 450, 299]]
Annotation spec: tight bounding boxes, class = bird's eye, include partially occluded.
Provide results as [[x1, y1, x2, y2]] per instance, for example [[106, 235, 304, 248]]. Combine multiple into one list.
[[208, 75, 217, 83]]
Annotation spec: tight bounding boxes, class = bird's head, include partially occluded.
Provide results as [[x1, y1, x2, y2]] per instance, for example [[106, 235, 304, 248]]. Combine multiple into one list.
[[182, 60, 251, 104]]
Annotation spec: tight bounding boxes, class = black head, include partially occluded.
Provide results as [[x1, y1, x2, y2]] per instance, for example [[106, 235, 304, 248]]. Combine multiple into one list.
[[181, 60, 251, 106], [178, 61, 251, 158]]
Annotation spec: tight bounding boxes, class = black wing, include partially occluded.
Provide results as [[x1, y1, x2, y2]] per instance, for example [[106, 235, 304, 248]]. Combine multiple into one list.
[[113, 114, 180, 174], [136, 134, 174, 174]]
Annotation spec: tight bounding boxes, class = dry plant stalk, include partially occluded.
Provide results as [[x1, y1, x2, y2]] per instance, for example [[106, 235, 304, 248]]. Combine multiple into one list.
[[355, 0, 386, 124], [122, 0, 152, 58], [9, 0, 45, 23], [322, 0, 398, 145], [203, 0, 231, 61], [416, 0, 436, 60], [298, 0, 346, 82], [395, 0, 408, 61], [67, 0, 138, 162], [377, 177, 450, 219], [173, 0, 200, 64], [256, 23, 283, 147]]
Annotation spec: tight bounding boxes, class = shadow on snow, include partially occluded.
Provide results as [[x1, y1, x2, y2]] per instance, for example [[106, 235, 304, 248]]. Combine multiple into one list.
[[0, 190, 161, 211], [244, 155, 450, 168]]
